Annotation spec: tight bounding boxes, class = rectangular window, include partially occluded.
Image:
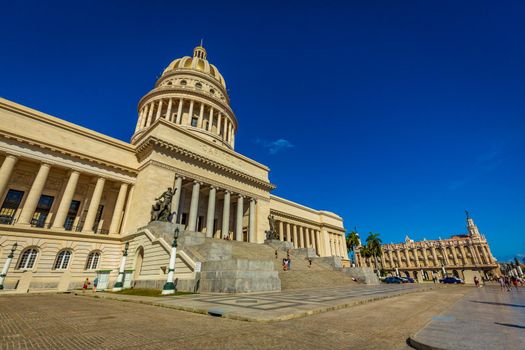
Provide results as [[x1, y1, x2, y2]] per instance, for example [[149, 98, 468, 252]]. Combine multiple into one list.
[[191, 118, 198, 127], [31, 195, 54, 227], [0, 189, 24, 224], [64, 200, 81, 231], [181, 213, 188, 225]]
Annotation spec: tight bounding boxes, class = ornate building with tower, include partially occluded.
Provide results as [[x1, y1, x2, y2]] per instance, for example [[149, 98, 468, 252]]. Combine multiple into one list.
[[357, 213, 499, 283], [0, 45, 347, 292]]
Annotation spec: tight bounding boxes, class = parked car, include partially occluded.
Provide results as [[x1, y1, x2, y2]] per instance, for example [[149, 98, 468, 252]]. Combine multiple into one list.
[[404, 277, 415, 283], [439, 277, 464, 284], [383, 276, 404, 284]]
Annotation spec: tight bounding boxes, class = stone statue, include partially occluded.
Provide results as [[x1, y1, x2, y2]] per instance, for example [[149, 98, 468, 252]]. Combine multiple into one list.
[[265, 214, 279, 240], [150, 187, 176, 222], [465, 210, 470, 219]]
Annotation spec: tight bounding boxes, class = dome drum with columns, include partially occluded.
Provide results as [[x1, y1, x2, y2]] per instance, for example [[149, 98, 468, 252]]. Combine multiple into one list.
[[132, 45, 237, 149]]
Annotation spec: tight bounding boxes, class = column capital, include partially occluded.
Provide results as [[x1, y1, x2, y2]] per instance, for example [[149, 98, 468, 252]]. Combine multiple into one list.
[[192, 180, 203, 185], [4, 154, 18, 161], [250, 198, 257, 204]]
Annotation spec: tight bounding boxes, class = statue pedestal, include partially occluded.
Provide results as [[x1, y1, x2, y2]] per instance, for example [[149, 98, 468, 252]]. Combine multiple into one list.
[[264, 240, 294, 251]]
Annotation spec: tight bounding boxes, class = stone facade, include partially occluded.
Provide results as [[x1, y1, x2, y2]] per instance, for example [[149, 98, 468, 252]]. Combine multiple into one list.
[[0, 45, 347, 292], [357, 215, 499, 283]]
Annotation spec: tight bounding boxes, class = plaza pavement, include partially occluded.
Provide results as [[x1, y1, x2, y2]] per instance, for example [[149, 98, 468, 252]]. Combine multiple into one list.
[[409, 285, 525, 350], [0, 285, 469, 350], [84, 283, 436, 322]]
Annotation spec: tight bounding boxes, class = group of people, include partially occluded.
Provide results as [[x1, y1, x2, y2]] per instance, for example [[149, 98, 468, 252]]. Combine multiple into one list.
[[82, 277, 98, 293], [497, 275, 522, 292]]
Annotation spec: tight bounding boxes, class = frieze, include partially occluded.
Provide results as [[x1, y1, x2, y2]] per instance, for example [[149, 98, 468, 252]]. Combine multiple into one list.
[[11, 170, 34, 186]]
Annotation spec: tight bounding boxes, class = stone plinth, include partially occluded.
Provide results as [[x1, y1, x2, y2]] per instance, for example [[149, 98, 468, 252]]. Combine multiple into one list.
[[199, 259, 281, 293], [342, 267, 380, 285], [264, 239, 294, 251], [292, 248, 317, 258]]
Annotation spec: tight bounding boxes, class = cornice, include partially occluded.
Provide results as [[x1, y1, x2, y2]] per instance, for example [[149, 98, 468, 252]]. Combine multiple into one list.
[[0, 132, 138, 176], [270, 209, 345, 233]]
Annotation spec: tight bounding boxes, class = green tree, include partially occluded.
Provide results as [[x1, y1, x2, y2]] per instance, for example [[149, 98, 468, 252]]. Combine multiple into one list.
[[365, 232, 383, 276], [346, 230, 361, 265]]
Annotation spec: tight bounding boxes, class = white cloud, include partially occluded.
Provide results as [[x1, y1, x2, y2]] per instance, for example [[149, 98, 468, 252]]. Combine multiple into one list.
[[256, 138, 294, 154]]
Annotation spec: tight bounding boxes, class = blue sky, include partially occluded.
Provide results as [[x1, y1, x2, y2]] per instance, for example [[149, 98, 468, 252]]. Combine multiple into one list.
[[1, 1, 524, 261]]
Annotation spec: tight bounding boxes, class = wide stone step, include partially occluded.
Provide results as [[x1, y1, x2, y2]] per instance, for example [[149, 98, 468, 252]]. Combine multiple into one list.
[[279, 270, 358, 290]]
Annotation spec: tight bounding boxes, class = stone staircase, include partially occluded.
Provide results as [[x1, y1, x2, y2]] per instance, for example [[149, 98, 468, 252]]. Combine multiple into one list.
[[145, 224, 364, 293]]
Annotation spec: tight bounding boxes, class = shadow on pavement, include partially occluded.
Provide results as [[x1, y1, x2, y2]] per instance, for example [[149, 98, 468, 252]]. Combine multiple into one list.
[[470, 300, 525, 308], [494, 322, 525, 329]]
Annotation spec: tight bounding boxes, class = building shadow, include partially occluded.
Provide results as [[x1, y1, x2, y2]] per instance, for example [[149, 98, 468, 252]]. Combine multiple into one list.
[[495, 322, 525, 329]]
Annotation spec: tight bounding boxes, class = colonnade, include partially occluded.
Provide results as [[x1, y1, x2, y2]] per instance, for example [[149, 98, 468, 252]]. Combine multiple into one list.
[[173, 175, 257, 242], [0, 154, 132, 234], [272, 218, 346, 257], [136, 97, 235, 146], [365, 241, 495, 270]]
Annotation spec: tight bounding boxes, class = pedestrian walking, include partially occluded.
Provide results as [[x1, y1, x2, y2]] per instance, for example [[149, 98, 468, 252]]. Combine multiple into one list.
[[308, 258, 312, 268], [93, 276, 98, 293], [499, 276, 506, 291], [82, 278, 90, 294], [474, 276, 480, 288], [275, 250, 278, 259]]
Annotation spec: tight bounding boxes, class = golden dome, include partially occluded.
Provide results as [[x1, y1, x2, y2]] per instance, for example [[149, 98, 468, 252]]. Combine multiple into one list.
[[162, 45, 226, 88]]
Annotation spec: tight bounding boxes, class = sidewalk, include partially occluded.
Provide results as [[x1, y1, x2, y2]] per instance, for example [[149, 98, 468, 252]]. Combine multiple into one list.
[[78, 284, 438, 322], [409, 286, 525, 350]]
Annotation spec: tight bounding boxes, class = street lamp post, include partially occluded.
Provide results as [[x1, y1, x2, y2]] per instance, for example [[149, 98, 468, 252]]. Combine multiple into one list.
[[162, 227, 179, 295], [0, 243, 17, 290], [113, 242, 129, 292]]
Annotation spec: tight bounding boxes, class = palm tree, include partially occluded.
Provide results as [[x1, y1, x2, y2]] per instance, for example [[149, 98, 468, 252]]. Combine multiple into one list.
[[346, 230, 360, 266], [360, 246, 372, 267], [365, 232, 383, 276]]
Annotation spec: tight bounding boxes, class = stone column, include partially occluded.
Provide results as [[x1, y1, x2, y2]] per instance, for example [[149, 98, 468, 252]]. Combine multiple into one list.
[[166, 98, 173, 121], [396, 249, 403, 267], [172, 176, 183, 221], [404, 249, 411, 268], [330, 238, 335, 255], [249, 198, 256, 243], [316, 231, 322, 255], [187, 181, 201, 231], [431, 246, 439, 266], [52, 170, 80, 229], [208, 107, 214, 131], [120, 185, 134, 233], [299, 226, 304, 247], [217, 114, 222, 135], [235, 195, 244, 241], [413, 248, 420, 267], [198, 103, 204, 128], [292, 225, 298, 248], [82, 177, 105, 232], [422, 248, 429, 266], [176, 98, 184, 124], [451, 245, 459, 265], [206, 186, 216, 238], [388, 250, 394, 268], [480, 245, 489, 264], [17, 163, 51, 225], [155, 99, 163, 121], [188, 100, 194, 125], [221, 190, 230, 238], [459, 245, 467, 265], [109, 183, 129, 234], [146, 102, 154, 126], [0, 155, 18, 201], [278, 221, 284, 241], [305, 228, 311, 248], [286, 222, 291, 243], [136, 108, 145, 132]]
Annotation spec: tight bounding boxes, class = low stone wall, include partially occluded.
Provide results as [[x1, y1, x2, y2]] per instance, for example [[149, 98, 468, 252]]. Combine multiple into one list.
[[133, 278, 196, 292], [342, 267, 380, 285]]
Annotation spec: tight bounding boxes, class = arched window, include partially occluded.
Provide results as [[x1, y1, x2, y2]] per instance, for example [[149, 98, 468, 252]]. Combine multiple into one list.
[[209, 89, 215, 95], [195, 82, 202, 89], [180, 80, 187, 86], [53, 250, 72, 270], [85, 251, 101, 270], [17, 248, 38, 270]]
